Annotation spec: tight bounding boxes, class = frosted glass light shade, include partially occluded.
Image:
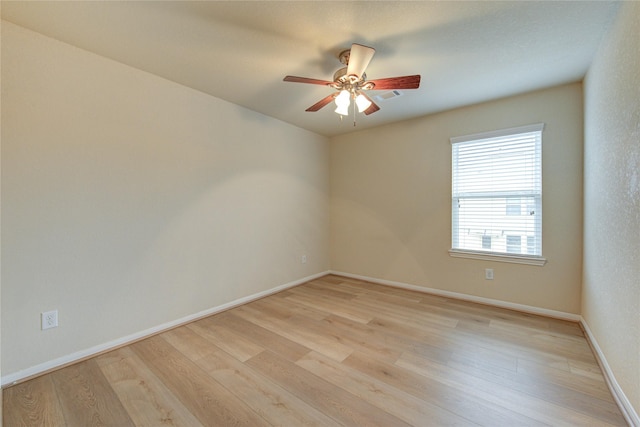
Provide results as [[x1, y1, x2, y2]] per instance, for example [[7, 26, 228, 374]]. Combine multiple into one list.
[[334, 90, 351, 115], [335, 104, 349, 115], [355, 93, 372, 112]]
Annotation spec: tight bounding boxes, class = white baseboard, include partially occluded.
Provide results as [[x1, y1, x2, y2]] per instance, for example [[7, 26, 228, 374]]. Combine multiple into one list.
[[1, 271, 330, 387], [330, 270, 638, 426], [330, 270, 581, 321], [580, 319, 640, 427]]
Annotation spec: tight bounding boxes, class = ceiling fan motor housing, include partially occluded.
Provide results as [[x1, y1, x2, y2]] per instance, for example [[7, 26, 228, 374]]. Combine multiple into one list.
[[338, 49, 351, 65], [333, 67, 374, 91]]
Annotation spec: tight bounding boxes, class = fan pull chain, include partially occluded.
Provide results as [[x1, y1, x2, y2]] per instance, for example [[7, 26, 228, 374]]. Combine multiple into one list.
[[353, 98, 357, 127]]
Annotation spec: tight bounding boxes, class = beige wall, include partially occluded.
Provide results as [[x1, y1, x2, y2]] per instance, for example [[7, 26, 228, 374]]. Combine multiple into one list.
[[331, 83, 584, 314], [583, 1, 640, 418], [1, 22, 329, 377]]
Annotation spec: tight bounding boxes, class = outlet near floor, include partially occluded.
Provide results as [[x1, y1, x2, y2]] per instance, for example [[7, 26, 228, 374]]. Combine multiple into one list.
[[42, 310, 58, 330], [485, 268, 494, 280]]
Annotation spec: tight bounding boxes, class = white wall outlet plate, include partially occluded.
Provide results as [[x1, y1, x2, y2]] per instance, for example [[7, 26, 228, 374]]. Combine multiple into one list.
[[42, 310, 58, 330], [485, 268, 494, 280]]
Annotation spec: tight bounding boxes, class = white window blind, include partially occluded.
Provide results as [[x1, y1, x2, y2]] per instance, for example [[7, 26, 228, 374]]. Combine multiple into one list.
[[451, 124, 543, 259]]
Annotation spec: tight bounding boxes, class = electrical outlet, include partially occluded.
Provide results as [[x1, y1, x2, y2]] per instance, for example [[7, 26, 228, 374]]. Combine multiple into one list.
[[301, 254, 307, 264], [42, 310, 58, 330], [485, 269, 494, 280]]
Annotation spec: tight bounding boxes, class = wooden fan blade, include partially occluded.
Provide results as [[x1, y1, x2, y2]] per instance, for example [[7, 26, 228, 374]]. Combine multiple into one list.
[[368, 75, 421, 90], [360, 92, 380, 115], [347, 43, 375, 79], [306, 93, 337, 112], [284, 76, 334, 86]]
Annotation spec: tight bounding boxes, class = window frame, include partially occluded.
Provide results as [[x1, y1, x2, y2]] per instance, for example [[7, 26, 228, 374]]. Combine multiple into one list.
[[448, 123, 547, 266]]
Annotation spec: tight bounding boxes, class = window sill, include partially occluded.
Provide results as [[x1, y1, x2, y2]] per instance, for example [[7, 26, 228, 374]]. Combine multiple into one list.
[[448, 249, 547, 266]]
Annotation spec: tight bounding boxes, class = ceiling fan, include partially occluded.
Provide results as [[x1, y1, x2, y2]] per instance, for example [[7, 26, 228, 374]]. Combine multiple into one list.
[[283, 43, 421, 119]]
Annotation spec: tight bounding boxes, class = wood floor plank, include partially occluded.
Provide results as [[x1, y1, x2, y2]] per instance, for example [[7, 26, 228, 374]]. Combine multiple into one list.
[[354, 292, 460, 328], [353, 294, 460, 329], [161, 325, 219, 361], [233, 304, 353, 361], [319, 314, 413, 363], [160, 324, 229, 363], [367, 315, 433, 342], [247, 350, 412, 426], [429, 297, 555, 327], [370, 313, 526, 373], [161, 325, 336, 425], [196, 349, 341, 426], [517, 357, 614, 401], [447, 318, 577, 368], [371, 315, 490, 365], [447, 352, 627, 425], [284, 290, 376, 323], [336, 282, 425, 304], [95, 347, 203, 427], [289, 303, 330, 321], [277, 311, 407, 364], [297, 350, 479, 426], [314, 274, 347, 284], [292, 280, 359, 300], [490, 318, 588, 343], [212, 311, 311, 362], [455, 318, 598, 365], [396, 349, 624, 427], [259, 291, 331, 321], [3, 374, 67, 427], [489, 318, 593, 355], [131, 335, 270, 426], [187, 319, 264, 362], [343, 350, 544, 426], [331, 278, 426, 301], [448, 344, 519, 375], [50, 358, 135, 427], [569, 358, 612, 381], [243, 297, 293, 321]]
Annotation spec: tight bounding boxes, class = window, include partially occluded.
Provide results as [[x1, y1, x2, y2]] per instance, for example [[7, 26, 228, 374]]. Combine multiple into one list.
[[506, 235, 521, 253], [450, 123, 546, 266], [482, 235, 492, 250], [505, 198, 521, 216], [527, 236, 536, 255]]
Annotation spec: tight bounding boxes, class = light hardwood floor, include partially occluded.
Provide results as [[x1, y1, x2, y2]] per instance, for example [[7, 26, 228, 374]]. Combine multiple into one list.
[[3, 275, 628, 426]]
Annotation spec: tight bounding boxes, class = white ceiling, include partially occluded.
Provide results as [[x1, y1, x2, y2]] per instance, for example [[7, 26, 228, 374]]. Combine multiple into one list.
[[2, 1, 620, 137]]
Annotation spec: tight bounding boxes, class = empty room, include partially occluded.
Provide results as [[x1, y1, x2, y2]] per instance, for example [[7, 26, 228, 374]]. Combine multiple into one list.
[[1, 1, 638, 426]]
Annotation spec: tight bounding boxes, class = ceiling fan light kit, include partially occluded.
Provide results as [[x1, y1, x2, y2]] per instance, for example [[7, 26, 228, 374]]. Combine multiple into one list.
[[355, 93, 372, 112], [283, 43, 421, 125], [334, 90, 351, 115]]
